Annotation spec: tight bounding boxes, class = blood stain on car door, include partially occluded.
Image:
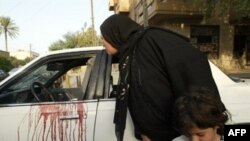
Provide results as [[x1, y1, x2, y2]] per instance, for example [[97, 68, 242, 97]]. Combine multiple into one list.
[[18, 103, 87, 141]]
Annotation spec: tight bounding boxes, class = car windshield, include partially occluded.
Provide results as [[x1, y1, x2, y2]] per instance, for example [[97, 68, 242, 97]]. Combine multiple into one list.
[[8, 65, 58, 91]]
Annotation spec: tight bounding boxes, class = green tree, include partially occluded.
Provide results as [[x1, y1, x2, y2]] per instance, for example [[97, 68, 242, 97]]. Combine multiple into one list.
[[64, 32, 79, 48], [192, 0, 250, 19], [0, 56, 13, 71], [49, 40, 65, 51], [0, 16, 19, 52], [49, 27, 102, 51], [0, 56, 30, 72], [9, 57, 29, 68], [78, 27, 102, 47], [49, 32, 78, 51]]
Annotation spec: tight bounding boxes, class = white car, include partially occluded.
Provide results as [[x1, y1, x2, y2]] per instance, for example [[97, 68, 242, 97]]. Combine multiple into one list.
[[0, 47, 249, 141]]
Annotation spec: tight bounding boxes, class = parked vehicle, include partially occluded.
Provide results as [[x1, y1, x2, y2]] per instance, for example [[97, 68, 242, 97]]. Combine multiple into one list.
[[0, 69, 8, 81], [0, 47, 249, 141], [8, 67, 20, 75]]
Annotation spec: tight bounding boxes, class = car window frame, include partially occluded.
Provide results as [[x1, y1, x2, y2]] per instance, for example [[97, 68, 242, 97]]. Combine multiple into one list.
[[0, 50, 103, 106]]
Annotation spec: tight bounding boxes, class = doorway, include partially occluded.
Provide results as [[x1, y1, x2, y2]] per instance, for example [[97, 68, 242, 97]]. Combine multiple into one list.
[[234, 25, 250, 65]]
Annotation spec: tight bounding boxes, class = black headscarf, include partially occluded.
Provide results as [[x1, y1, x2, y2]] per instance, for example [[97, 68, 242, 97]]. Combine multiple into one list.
[[100, 14, 143, 58], [100, 14, 145, 141]]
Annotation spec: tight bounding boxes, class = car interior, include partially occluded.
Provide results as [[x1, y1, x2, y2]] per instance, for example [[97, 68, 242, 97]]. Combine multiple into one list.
[[0, 55, 96, 104]]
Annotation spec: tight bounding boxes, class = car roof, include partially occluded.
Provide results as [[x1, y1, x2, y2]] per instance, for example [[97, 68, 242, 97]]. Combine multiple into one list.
[[0, 46, 105, 85], [24, 46, 105, 71], [40, 46, 104, 56]]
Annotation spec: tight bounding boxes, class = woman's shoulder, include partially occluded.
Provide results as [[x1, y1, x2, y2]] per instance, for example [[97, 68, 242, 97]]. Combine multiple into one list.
[[172, 135, 189, 141], [145, 26, 189, 42]]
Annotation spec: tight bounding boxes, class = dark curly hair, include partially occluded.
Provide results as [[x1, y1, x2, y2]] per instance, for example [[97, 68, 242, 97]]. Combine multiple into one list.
[[173, 87, 230, 136]]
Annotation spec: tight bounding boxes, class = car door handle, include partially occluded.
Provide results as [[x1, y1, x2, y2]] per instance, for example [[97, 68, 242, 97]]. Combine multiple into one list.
[[59, 114, 87, 120], [59, 115, 79, 120]]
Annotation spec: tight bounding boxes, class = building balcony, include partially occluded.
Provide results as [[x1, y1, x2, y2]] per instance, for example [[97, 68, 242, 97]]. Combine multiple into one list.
[[109, 0, 130, 14], [109, 0, 115, 10], [134, 0, 204, 25]]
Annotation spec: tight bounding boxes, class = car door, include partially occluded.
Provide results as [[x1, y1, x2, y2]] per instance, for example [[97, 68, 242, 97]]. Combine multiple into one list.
[[0, 49, 104, 141], [93, 52, 139, 141]]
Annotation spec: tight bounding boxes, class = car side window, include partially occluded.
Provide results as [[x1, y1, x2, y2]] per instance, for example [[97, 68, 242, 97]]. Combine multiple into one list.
[[56, 66, 88, 88], [52, 57, 96, 101], [0, 54, 96, 104]]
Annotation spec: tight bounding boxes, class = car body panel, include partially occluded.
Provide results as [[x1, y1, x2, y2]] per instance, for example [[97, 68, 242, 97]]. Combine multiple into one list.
[[94, 99, 139, 141], [218, 86, 250, 123], [0, 101, 99, 141], [209, 62, 250, 124], [94, 99, 116, 141]]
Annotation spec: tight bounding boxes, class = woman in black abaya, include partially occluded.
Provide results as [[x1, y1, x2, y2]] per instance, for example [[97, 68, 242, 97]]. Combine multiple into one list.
[[100, 14, 221, 141]]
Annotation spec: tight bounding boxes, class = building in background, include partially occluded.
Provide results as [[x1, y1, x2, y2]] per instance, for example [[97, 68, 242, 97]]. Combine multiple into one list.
[[108, 0, 250, 71], [0, 50, 9, 58], [10, 49, 39, 60]]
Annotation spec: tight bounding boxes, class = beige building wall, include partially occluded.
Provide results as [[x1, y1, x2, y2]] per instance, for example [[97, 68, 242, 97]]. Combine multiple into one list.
[[218, 25, 235, 69], [0, 50, 9, 58], [10, 50, 39, 60]]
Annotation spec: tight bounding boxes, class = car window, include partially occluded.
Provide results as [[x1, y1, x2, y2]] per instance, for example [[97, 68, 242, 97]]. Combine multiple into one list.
[[8, 65, 58, 91], [56, 57, 95, 89], [0, 54, 96, 104]]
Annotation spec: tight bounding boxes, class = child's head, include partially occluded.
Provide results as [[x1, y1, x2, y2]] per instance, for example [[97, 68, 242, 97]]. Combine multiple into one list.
[[173, 88, 230, 141]]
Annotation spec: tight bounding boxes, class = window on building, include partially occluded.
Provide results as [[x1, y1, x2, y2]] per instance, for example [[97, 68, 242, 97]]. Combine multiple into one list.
[[190, 25, 220, 58], [234, 25, 250, 65]]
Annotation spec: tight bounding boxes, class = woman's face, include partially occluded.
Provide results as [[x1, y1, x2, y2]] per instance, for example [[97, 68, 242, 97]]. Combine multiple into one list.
[[187, 126, 220, 141], [102, 37, 118, 55]]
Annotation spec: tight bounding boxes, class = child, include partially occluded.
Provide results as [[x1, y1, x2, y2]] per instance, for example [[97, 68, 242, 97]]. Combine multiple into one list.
[[172, 88, 230, 141]]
